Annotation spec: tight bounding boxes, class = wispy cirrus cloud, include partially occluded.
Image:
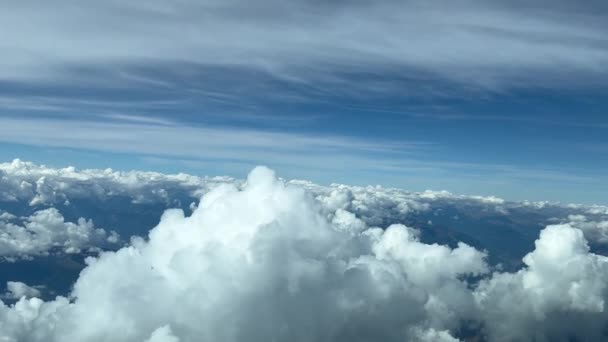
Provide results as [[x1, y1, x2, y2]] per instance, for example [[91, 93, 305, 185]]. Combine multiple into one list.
[[0, 114, 603, 203], [0, 0, 606, 204], [1, 0, 607, 94], [0, 0, 605, 138], [0, 115, 428, 172]]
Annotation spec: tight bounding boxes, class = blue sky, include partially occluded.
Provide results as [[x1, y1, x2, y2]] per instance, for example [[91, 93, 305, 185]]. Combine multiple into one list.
[[0, 0, 606, 204]]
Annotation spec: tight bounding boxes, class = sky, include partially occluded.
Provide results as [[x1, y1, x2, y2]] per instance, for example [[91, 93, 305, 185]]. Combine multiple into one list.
[[0, 0, 606, 204]]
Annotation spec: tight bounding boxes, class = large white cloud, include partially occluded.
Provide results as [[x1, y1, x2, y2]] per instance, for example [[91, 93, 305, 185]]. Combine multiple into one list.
[[1, 166, 608, 341], [0, 167, 487, 341]]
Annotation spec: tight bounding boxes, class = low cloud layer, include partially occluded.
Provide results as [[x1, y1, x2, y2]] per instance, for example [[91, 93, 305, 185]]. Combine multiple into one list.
[[2, 159, 607, 262], [1, 166, 608, 341], [0, 159, 229, 207]]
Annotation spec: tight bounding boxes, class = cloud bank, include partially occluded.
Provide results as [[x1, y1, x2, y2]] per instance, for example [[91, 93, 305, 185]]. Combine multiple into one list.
[[1, 166, 608, 341], [2, 159, 607, 261], [0, 159, 230, 207]]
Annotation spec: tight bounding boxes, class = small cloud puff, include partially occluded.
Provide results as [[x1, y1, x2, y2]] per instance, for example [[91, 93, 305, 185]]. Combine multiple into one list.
[[0, 208, 119, 259], [2, 281, 42, 300]]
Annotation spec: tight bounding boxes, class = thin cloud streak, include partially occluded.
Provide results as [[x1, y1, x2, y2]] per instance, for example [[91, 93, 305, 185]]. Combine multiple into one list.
[[1, 0, 607, 92], [0, 116, 596, 188], [0, 115, 425, 168]]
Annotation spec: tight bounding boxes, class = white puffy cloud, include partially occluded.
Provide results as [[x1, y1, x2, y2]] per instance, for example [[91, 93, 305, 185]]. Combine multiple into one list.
[[1, 164, 608, 341], [474, 224, 608, 341], [0, 159, 233, 207], [311, 184, 429, 227], [586, 206, 608, 216], [0, 208, 118, 259], [410, 328, 461, 342], [2, 159, 607, 270], [2, 282, 42, 300], [2, 159, 599, 231], [144, 326, 180, 342], [566, 215, 608, 245], [2, 160, 607, 265], [0, 212, 16, 221], [0, 167, 484, 341]]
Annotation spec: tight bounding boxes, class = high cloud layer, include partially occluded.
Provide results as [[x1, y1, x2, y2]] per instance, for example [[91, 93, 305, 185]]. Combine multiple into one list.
[[1, 166, 608, 341], [2, 0, 607, 90]]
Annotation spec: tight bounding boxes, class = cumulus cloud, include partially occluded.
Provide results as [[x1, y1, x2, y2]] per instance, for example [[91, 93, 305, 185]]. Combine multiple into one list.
[[0, 167, 485, 341], [311, 184, 429, 227], [410, 328, 461, 342], [0, 166, 607, 341], [566, 215, 608, 245], [2, 282, 42, 300], [3, 159, 603, 227], [474, 224, 608, 341], [4, 159, 608, 264], [144, 326, 180, 342], [0, 208, 118, 259], [0, 159, 231, 207], [586, 206, 608, 216]]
